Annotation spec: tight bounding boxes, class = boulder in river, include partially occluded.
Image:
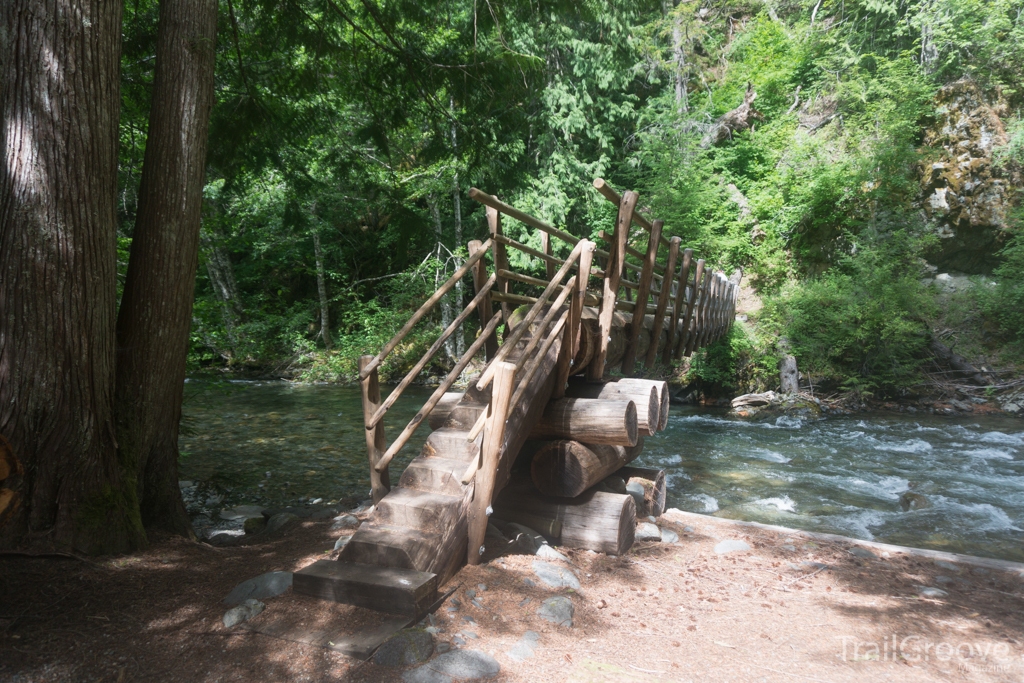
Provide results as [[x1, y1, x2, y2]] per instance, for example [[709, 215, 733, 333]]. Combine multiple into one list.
[[730, 392, 822, 419], [899, 492, 931, 511]]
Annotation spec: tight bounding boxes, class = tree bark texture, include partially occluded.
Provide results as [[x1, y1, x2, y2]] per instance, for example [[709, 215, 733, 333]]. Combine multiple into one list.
[[0, 0, 144, 553], [114, 0, 217, 535]]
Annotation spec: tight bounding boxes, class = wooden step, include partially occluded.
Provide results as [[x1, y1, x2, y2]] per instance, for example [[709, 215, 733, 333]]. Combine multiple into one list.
[[443, 404, 486, 430], [423, 428, 481, 461], [293, 560, 437, 618], [374, 487, 462, 530], [399, 455, 471, 495], [340, 522, 439, 571]]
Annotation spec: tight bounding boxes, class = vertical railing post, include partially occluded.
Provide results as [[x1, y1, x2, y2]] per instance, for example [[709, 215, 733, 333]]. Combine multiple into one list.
[[590, 191, 638, 381], [487, 206, 511, 328], [467, 361, 516, 565], [358, 355, 391, 504], [703, 274, 722, 347], [554, 241, 595, 398], [647, 236, 680, 368], [728, 282, 738, 333], [676, 258, 704, 359], [468, 240, 498, 361], [541, 231, 555, 280], [622, 218, 663, 375], [683, 266, 708, 357], [663, 245, 690, 365]]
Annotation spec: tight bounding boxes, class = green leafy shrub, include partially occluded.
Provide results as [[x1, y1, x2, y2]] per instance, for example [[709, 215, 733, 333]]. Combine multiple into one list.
[[986, 231, 1024, 356], [769, 231, 936, 396], [685, 323, 778, 395]]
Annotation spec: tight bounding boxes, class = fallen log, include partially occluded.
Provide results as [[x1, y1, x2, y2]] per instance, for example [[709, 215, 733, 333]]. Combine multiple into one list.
[[530, 439, 645, 498], [564, 380, 659, 436], [528, 398, 638, 447], [616, 466, 666, 518], [492, 481, 636, 555], [929, 338, 989, 386], [701, 82, 763, 147]]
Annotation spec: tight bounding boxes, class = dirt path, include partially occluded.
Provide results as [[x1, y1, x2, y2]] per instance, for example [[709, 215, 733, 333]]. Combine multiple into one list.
[[2, 510, 1022, 682]]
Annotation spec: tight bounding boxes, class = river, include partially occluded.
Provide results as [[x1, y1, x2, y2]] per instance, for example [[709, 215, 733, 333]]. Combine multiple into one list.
[[179, 379, 1024, 561]]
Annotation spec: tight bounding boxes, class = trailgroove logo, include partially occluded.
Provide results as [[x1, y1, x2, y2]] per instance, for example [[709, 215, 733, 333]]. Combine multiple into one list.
[[839, 635, 1018, 667]]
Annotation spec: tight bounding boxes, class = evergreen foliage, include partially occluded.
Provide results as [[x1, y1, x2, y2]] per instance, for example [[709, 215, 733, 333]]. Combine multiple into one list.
[[112, 0, 1024, 391]]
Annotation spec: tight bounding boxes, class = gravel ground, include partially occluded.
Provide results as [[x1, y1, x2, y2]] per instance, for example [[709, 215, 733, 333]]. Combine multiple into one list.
[[2, 507, 1022, 682]]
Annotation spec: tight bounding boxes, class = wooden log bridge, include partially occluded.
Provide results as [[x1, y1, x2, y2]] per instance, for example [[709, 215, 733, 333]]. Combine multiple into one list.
[[294, 179, 737, 617]]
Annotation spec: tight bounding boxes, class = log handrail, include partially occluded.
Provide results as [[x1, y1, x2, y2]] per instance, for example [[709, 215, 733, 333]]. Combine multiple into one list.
[[593, 178, 671, 249], [596, 229, 666, 281], [469, 188, 581, 249], [374, 311, 503, 472], [359, 238, 493, 381], [367, 273, 497, 429], [491, 233, 604, 278], [475, 240, 586, 391]]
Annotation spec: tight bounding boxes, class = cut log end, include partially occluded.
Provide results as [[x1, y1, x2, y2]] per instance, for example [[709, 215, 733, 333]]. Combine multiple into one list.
[[529, 398, 637, 447]]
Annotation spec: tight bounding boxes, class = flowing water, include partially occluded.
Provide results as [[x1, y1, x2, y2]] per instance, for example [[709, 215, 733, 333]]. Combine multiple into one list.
[[179, 379, 1024, 561]]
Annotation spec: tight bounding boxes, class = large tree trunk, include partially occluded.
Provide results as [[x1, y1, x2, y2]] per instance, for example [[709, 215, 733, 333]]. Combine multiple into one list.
[[114, 0, 217, 535], [0, 0, 144, 553]]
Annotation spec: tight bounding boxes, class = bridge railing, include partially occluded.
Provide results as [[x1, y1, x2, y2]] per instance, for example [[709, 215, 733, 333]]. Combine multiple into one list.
[[357, 178, 738, 506], [357, 241, 503, 502]]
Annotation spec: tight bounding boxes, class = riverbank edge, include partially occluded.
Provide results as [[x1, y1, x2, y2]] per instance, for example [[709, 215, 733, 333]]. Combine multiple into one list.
[[664, 509, 1024, 574]]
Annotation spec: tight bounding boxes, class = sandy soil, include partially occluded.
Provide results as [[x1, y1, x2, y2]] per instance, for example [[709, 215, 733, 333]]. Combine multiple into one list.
[[2, 509, 1023, 683]]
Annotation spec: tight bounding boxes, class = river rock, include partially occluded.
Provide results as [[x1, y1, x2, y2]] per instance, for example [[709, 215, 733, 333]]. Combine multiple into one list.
[[635, 523, 661, 542], [208, 529, 245, 546], [331, 514, 360, 530], [531, 561, 580, 590], [220, 505, 264, 521], [266, 512, 300, 533], [222, 598, 265, 628], [537, 596, 574, 627], [507, 631, 540, 662], [714, 540, 750, 555], [224, 571, 293, 605], [625, 481, 646, 511], [535, 545, 570, 563], [333, 535, 351, 551], [661, 528, 679, 543], [917, 586, 949, 599], [373, 629, 434, 666], [310, 507, 339, 520], [899, 492, 931, 511], [402, 650, 500, 683], [849, 546, 877, 559]]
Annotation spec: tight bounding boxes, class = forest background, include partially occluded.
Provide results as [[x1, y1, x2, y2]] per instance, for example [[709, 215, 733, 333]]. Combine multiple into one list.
[[123, 0, 1024, 400], [3, 0, 1024, 557]]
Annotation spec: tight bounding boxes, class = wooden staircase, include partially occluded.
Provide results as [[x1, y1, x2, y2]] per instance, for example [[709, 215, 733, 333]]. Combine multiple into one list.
[[295, 307, 564, 616], [294, 178, 739, 618]]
